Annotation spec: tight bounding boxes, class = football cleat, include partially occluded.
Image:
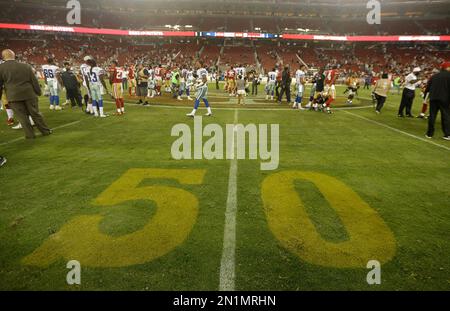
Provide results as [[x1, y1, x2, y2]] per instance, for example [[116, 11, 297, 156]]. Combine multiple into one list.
[[205, 112, 212, 117], [443, 136, 450, 141], [7, 118, 14, 126], [12, 124, 22, 130], [49, 105, 55, 110], [54, 106, 62, 111]]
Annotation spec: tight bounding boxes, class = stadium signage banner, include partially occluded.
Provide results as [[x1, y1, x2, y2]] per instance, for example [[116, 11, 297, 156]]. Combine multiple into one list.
[[283, 33, 450, 42], [0, 23, 449, 42], [201, 31, 277, 38], [0, 23, 195, 37]]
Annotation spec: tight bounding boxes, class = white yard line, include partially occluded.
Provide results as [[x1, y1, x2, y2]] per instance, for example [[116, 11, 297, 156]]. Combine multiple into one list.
[[0, 120, 81, 147], [343, 110, 450, 152], [219, 109, 239, 291], [115, 100, 373, 111]]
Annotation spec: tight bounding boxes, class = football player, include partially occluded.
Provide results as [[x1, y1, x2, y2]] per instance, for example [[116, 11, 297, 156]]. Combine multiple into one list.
[[80, 56, 94, 114], [293, 65, 306, 110], [86, 59, 108, 118], [266, 68, 277, 101], [345, 73, 360, 105], [186, 75, 212, 117], [42, 58, 62, 110], [185, 68, 195, 101], [110, 60, 125, 115], [227, 66, 236, 96], [323, 65, 339, 114], [147, 73, 157, 98], [127, 65, 136, 97]]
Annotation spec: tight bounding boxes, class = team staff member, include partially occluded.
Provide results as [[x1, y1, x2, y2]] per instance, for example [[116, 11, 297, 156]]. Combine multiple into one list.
[[426, 62, 450, 140], [0, 49, 51, 139], [398, 67, 422, 118], [278, 65, 291, 104], [136, 63, 149, 106], [373, 73, 392, 114], [61, 62, 83, 109]]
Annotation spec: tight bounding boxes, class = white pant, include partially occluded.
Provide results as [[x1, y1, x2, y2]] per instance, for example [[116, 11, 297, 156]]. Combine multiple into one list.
[[47, 80, 59, 96]]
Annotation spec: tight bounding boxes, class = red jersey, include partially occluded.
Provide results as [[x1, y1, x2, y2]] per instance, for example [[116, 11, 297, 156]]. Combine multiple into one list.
[[111, 67, 124, 84], [227, 70, 235, 80], [276, 70, 282, 81], [325, 69, 338, 85], [154, 67, 161, 77], [128, 68, 135, 79]]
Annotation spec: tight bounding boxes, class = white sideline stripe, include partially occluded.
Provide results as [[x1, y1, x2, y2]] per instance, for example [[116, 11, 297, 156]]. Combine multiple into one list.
[[0, 120, 81, 146], [343, 110, 450, 152], [110, 100, 373, 112], [219, 109, 239, 291]]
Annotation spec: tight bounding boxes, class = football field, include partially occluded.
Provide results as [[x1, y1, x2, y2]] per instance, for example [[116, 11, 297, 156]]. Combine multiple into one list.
[[0, 85, 449, 290]]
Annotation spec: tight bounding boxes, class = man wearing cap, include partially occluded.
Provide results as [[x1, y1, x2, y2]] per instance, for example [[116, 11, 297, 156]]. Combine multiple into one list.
[[426, 62, 450, 140], [398, 67, 422, 118]]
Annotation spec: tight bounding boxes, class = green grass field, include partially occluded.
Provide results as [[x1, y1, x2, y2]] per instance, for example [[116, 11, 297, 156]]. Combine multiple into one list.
[[0, 84, 449, 291]]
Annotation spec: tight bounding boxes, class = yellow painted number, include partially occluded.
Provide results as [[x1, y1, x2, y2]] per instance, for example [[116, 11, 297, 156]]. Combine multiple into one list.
[[261, 171, 396, 268], [23, 169, 206, 268]]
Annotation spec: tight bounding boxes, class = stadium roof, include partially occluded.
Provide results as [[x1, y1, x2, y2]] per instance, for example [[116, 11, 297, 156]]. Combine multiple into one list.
[[4, 0, 450, 20]]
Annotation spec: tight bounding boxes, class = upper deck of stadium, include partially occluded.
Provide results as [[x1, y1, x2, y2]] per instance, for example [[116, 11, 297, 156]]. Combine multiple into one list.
[[0, 0, 449, 35]]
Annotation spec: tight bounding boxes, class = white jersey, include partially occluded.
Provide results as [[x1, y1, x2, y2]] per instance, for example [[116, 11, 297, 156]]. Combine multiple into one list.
[[268, 71, 277, 83], [88, 67, 105, 86], [296, 70, 305, 85], [197, 68, 208, 79], [186, 71, 195, 86], [80, 63, 91, 85], [181, 69, 188, 82], [42, 64, 59, 82], [405, 73, 419, 91], [235, 67, 246, 78]]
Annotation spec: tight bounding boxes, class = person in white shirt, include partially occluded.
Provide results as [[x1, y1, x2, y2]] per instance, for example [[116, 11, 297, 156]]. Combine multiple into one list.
[[398, 67, 422, 118], [42, 58, 62, 110], [85, 59, 108, 118], [293, 65, 306, 109], [266, 68, 277, 100], [80, 56, 93, 114]]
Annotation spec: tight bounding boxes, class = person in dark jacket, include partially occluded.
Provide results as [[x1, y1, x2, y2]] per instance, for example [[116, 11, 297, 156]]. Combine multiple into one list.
[[61, 62, 83, 109], [426, 62, 450, 140], [0, 49, 51, 139], [278, 65, 291, 104]]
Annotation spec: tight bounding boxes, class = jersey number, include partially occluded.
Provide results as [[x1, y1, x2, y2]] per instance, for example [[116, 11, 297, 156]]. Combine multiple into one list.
[[90, 72, 98, 83], [43, 69, 54, 79]]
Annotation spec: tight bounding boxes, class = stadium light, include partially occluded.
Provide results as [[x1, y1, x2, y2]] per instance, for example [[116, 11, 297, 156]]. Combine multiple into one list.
[[255, 27, 261, 31], [185, 25, 193, 28]]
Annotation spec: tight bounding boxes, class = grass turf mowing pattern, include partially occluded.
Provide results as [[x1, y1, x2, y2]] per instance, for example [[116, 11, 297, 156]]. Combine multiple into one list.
[[0, 85, 449, 290]]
